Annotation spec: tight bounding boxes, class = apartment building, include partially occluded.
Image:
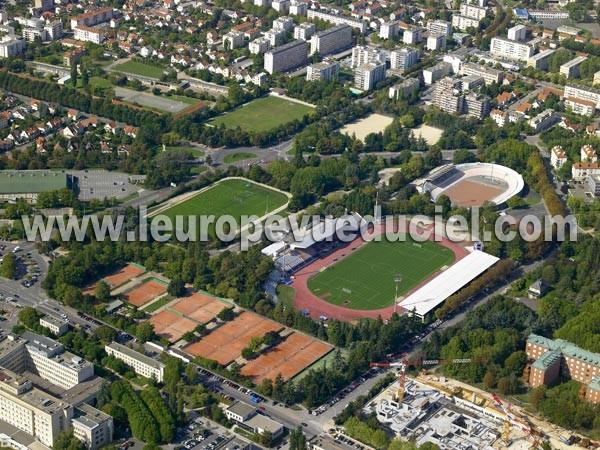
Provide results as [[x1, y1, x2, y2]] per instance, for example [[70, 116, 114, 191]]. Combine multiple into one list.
[[0, 35, 25, 58], [403, 27, 423, 45], [526, 334, 600, 403], [223, 31, 245, 49], [464, 92, 490, 119], [354, 62, 386, 90], [587, 174, 600, 197], [527, 49, 555, 70], [388, 78, 420, 99], [564, 84, 600, 107], [74, 26, 105, 44], [528, 109, 560, 133], [462, 74, 484, 91], [44, 21, 63, 40], [460, 3, 487, 19], [39, 315, 69, 337], [459, 62, 504, 85], [581, 144, 597, 163], [264, 28, 286, 46], [452, 14, 481, 31], [249, 38, 271, 54], [264, 39, 307, 74], [310, 24, 352, 56], [306, 59, 340, 82], [72, 404, 114, 450], [390, 47, 419, 71], [33, 0, 53, 11], [550, 145, 567, 168], [560, 56, 587, 79], [307, 10, 367, 33], [70, 7, 114, 29], [289, 2, 307, 16], [105, 342, 165, 382], [351, 45, 386, 69], [273, 16, 294, 32], [490, 36, 533, 61], [594, 70, 600, 86], [294, 22, 316, 40], [426, 33, 446, 52], [565, 97, 596, 116], [572, 162, 600, 180], [432, 77, 464, 114], [423, 61, 452, 85], [379, 21, 399, 39], [507, 24, 527, 41], [429, 20, 452, 36], [22, 27, 47, 42], [272, 0, 290, 13]]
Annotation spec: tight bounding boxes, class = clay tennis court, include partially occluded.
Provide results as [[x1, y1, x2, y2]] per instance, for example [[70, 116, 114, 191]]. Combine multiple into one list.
[[83, 264, 146, 295], [184, 312, 283, 365], [171, 292, 228, 323], [124, 279, 168, 307], [149, 309, 197, 342], [441, 179, 505, 207], [241, 332, 333, 383]]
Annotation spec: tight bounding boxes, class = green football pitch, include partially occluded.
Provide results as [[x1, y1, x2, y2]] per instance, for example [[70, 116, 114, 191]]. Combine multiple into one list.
[[307, 237, 455, 310], [211, 96, 314, 132], [158, 179, 289, 233]]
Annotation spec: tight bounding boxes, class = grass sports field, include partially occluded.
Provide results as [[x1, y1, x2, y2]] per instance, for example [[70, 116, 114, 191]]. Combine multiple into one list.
[[211, 96, 313, 132], [114, 61, 164, 79], [158, 179, 289, 232], [307, 237, 455, 310]]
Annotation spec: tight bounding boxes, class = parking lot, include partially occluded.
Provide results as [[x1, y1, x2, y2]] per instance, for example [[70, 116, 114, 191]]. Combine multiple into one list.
[[69, 169, 146, 201]]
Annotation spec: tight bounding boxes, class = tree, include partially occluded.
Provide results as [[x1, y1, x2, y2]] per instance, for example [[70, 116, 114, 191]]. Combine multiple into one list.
[[182, 331, 197, 342], [81, 70, 89, 89], [483, 371, 496, 389], [0, 253, 17, 279], [168, 278, 186, 297], [54, 430, 86, 450], [135, 322, 155, 342], [185, 363, 198, 383], [70, 63, 78, 87], [217, 307, 235, 321], [95, 281, 111, 301], [94, 325, 117, 343]]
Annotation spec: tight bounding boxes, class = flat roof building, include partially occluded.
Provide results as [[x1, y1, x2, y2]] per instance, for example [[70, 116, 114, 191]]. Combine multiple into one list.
[[306, 59, 340, 82], [310, 24, 352, 56], [527, 49, 555, 70], [0, 170, 70, 204], [105, 342, 165, 382], [39, 315, 69, 337], [307, 10, 367, 33], [264, 40, 307, 74], [490, 36, 533, 61], [560, 56, 587, 79], [72, 403, 114, 450]]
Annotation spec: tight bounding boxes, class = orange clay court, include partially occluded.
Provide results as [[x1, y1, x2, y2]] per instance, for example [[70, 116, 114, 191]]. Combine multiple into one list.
[[171, 292, 228, 323], [83, 264, 146, 295], [124, 279, 167, 307], [184, 312, 283, 365], [149, 310, 197, 342], [442, 179, 505, 207]]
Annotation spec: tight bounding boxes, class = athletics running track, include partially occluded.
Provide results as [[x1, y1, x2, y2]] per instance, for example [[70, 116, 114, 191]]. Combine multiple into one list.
[[291, 222, 469, 322]]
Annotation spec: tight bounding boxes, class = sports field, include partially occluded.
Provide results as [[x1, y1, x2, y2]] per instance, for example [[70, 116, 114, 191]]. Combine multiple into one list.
[[157, 179, 289, 232], [211, 96, 314, 132], [307, 237, 455, 310], [114, 61, 165, 79]]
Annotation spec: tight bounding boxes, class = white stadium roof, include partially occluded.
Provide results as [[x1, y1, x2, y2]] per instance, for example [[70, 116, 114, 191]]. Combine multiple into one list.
[[398, 251, 500, 318]]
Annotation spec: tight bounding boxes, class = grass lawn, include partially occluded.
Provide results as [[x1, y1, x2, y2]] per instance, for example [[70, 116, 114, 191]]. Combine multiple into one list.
[[114, 61, 165, 79], [276, 284, 295, 309], [166, 94, 202, 105], [307, 237, 455, 310], [191, 166, 208, 175], [164, 146, 205, 157], [143, 296, 174, 313], [223, 152, 257, 163], [211, 96, 314, 132], [158, 178, 289, 232]]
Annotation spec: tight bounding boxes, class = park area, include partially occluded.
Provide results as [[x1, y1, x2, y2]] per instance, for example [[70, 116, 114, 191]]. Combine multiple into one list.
[[114, 60, 165, 79], [123, 279, 168, 307], [83, 263, 146, 295], [240, 332, 333, 383], [340, 113, 394, 142], [152, 178, 289, 233], [307, 237, 455, 310], [184, 312, 283, 365], [148, 292, 231, 342], [211, 96, 314, 132]]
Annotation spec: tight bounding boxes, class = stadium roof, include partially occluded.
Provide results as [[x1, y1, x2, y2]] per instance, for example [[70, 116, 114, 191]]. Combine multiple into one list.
[[289, 213, 362, 250], [0, 171, 68, 194], [398, 251, 499, 318]]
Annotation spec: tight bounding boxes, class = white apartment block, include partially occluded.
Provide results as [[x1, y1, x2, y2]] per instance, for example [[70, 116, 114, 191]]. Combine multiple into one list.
[[429, 20, 452, 36], [564, 84, 600, 108], [462, 74, 484, 91], [565, 96, 596, 116], [265, 28, 286, 46], [379, 21, 399, 39], [550, 145, 568, 169], [249, 38, 271, 54], [507, 24, 527, 41], [306, 59, 340, 82], [594, 70, 600, 86], [490, 36, 533, 61], [294, 22, 316, 40], [22, 27, 47, 42], [272, 0, 290, 13], [464, 92, 490, 119], [273, 16, 294, 32], [44, 21, 63, 40], [0, 36, 25, 58], [72, 404, 114, 450], [310, 24, 352, 56], [452, 14, 481, 31], [433, 77, 464, 114], [351, 45, 386, 69], [307, 10, 367, 33], [460, 3, 487, 20], [39, 315, 69, 337], [403, 27, 423, 45], [581, 144, 597, 163], [74, 26, 105, 44], [105, 342, 165, 382], [264, 39, 307, 73], [223, 31, 245, 49], [70, 7, 114, 29], [459, 62, 504, 85], [528, 10, 569, 20], [527, 49, 555, 70], [354, 62, 386, 90], [560, 56, 587, 79], [390, 47, 419, 71], [427, 33, 446, 51], [423, 61, 452, 85], [254, 0, 271, 7], [528, 109, 560, 133], [389, 78, 420, 99], [289, 2, 307, 16]]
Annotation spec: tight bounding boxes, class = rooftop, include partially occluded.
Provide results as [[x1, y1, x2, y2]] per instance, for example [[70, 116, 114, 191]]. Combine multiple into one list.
[[227, 401, 256, 418], [106, 342, 165, 370], [0, 171, 68, 194], [528, 334, 600, 369]]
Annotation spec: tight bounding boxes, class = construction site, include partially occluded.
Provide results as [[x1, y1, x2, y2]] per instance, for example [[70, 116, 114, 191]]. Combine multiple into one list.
[[363, 357, 590, 450]]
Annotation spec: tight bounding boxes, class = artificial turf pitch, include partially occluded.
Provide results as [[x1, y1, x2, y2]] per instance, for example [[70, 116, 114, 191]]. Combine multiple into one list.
[[307, 237, 455, 310], [159, 179, 288, 231], [211, 96, 313, 132]]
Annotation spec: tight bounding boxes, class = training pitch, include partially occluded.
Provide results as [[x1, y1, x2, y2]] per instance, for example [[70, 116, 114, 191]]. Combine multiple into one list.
[[211, 96, 314, 132], [307, 237, 455, 310], [156, 178, 289, 231]]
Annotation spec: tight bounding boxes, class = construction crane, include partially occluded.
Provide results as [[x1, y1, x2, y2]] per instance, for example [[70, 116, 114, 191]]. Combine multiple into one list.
[[370, 355, 488, 402], [492, 393, 541, 449]]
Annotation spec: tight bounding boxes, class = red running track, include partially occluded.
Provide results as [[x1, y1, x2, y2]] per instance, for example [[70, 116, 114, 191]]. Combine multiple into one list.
[[291, 223, 469, 322]]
